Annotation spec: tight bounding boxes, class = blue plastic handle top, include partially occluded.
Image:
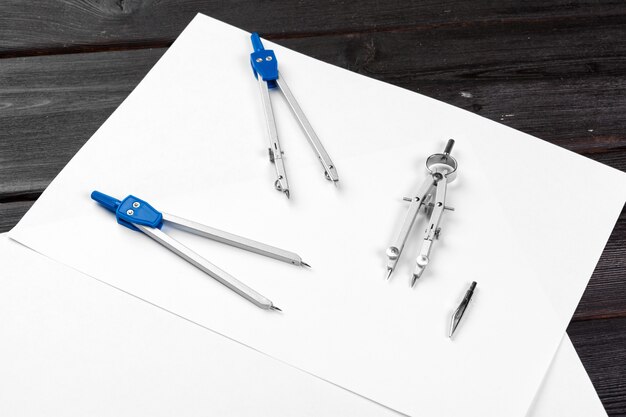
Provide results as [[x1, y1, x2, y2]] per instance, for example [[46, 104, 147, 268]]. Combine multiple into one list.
[[250, 32, 279, 88], [91, 190, 163, 232], [251, 32, 265, 52]]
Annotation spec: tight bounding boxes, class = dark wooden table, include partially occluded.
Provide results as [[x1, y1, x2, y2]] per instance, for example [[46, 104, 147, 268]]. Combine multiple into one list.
[[1, 1, 625, 414]]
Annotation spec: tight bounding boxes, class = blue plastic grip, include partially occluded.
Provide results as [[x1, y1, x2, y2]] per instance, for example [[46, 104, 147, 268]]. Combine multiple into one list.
[[92, 191, 163, 232], [91, 190, 121, 213], [250, 32, 278, 88], [251, 32, 265, 52]]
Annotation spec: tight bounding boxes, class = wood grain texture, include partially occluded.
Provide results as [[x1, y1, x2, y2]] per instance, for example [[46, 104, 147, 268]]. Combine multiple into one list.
[[0, 49, 166, 195], [0, 201, 34, 232], [575, 207, 626, 321], [569, 317, 626, 416], [1, 2, 625, 415], [1, 1, 625, 55]]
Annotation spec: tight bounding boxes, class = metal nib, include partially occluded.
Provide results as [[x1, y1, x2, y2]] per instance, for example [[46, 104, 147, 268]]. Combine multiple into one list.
[[301, 261, 311, 268], [449, 309, 461, 338], [410, 274, 420, 288], [385, 268, 393, 281], [284, 190, 290, 199], [449, 281, 477, 339], [270, 305, 282, 312], [449, 311, 466, 338]]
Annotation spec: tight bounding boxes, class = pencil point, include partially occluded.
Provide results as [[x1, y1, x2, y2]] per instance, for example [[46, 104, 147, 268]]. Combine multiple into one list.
[[301, 261, 311, 268], [271, 305, 282, 312], [385, 268, 393, 281], [285, 190, 290, 199]]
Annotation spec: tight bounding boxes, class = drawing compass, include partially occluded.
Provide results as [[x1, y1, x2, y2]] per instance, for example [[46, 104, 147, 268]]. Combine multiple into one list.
[[385, 139, 458, 287], [249, 32, 339, 198], [92, 191, 309, 311]]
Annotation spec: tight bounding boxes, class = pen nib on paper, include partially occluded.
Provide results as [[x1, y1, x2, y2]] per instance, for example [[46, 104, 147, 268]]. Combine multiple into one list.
[[270, 305, 283, 312], [449, 312, 461, 338], [301, 261, 311, 268], [449, 281, 477, 339], [284, 190, 290, 199]]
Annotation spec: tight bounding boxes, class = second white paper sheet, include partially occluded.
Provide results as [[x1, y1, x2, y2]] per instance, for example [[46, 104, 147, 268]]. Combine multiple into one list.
[[0, 236, 606, 417], [10, 14, 625, 417]]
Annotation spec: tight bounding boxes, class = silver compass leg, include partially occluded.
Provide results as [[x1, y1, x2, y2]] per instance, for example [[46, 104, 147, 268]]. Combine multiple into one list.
[[162, 213, 308, 267], [276, 75, 339, 183], [257, 76, 289, 198], [135, 223, 280, 311], [385, 178, 435, 280], [411, 173, 449, 287]]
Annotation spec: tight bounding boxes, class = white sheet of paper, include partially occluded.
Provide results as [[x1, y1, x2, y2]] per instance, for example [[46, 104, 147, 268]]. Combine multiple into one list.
[[0, 236, 394, 417], [9, 14, 625, 416], [0, 236, 606, 417], [529, 336, 606, 417]]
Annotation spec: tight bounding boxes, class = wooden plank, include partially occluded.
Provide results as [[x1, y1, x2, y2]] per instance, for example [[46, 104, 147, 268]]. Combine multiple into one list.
[[575, 206, 626, 321], [0, 49, 166, 194], [1, 1, 625, 55], [568, 317, 626, 416], [0, 201, 34, 233]]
